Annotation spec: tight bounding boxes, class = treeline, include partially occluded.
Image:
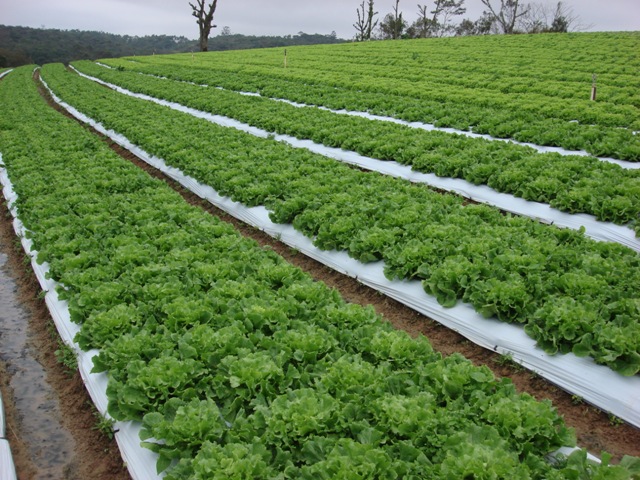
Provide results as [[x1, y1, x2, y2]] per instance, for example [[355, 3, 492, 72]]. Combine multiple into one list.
[[0, 25, 344, 67], [355, 0, 583, 41], [210, 29, 344, 51], [0, 25, 196, 67]]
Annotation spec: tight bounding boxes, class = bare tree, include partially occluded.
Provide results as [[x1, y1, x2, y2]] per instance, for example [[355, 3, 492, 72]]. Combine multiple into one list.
[[432, 0, 466, 36], [375, 0, 406, 39], [412, 1, 466, 38], [390, 0, 405, 39], [354, 0, 379, 41], [190, 0, 219, 51], [414, 5, 435, 37], [480, 0, 530, 34], [546, 1, 585, 32], [518, 2, 584, 33], [518, 2, 547, 33]]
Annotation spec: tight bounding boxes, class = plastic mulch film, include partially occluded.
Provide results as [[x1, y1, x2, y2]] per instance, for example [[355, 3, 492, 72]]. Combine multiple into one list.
[[136, 165, 640, 428], [1, 113, 609, 479], [67, 70, 640, 253], [0, 439, 17, 480], [0, 160, 161, 480], [0, 387, 4, 438], [93, 62, 640, 171], [0, 158, 18, 480], [242, 92, 640, 171], [43, 80, 640, 429], [33, 85, 640, 432]]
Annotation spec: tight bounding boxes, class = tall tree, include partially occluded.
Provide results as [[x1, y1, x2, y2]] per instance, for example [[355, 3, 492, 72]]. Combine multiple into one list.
[[378, 0, 406, 39], [354, 0, 379, 41], [455, 12, 493, 35], [391, 0, 405, 38], [519, 1, 582, 33], [190, 0, 219, 51], [414, 5, 436, 37], [480, 0, 530, 34], [430, 0, 466, 37], [412, 1, 466, 39]]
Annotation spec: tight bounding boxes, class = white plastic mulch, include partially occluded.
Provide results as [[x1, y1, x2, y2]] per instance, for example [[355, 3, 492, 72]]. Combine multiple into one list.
[[1, 72, 626, 479], [35, 85, 640, 432], [0, 377, 17, 480], [0, 157, 161, 480], [70, 68, 640, 254]]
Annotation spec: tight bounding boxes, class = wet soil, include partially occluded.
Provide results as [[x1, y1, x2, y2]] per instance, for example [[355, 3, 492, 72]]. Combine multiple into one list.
[[0, 207, 131, 479], [1, 69, 636, 478], [0, 239, 76, 478]]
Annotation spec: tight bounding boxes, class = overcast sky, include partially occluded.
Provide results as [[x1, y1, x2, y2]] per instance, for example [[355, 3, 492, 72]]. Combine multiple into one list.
[[1, 0, 638, 40]]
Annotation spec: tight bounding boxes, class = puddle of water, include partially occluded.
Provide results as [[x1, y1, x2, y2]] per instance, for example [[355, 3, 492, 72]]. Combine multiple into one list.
[[0, 249, 77, 479]]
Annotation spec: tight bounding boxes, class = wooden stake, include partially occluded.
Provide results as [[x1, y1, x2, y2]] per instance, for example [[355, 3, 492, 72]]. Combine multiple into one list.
[[284, 49, 287, 69], [591, 73, 597, 101]]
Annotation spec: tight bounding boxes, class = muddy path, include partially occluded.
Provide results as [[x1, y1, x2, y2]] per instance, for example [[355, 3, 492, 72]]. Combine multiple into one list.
[[0, 230, 75, 478], [0, 205, 131, 478]]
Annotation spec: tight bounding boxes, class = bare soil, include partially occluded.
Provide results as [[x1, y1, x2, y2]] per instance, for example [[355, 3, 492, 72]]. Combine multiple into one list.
[[0, 207, 131, 480], [0, 69, 637, 479]]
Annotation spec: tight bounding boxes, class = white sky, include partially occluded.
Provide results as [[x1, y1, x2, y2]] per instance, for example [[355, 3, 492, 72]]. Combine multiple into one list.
[[0, 0, 638, 40]]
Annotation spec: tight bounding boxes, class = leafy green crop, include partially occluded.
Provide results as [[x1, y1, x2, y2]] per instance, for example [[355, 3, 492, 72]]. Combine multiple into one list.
[[3, 65, 638, 478], [42, 63, 640, 375], [98, 32, 640, 160], [72, 59, 640, 228]]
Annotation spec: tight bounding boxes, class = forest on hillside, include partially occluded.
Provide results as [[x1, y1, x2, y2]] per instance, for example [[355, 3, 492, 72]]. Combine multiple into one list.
[[0, 25, 343, 67]]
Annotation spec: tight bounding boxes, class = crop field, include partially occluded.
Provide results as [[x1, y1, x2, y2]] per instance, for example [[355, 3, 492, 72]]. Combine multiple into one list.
[[1, 32, 639, 479]]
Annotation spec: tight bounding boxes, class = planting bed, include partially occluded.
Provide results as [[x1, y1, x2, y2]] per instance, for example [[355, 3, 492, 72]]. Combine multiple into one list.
[[1, 31, 639, 479]]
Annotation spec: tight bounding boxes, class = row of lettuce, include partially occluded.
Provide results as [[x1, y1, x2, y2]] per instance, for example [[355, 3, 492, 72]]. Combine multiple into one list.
[[72, 60, 640, 233], [4, 65, 636, 478], [124, 32, 639, 109], [258, 42, 638, 105], [200, 32, 637, 98], [102, 56, 640, 161], [40, 63, 640, 377], [100, 32, 640, 160]]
